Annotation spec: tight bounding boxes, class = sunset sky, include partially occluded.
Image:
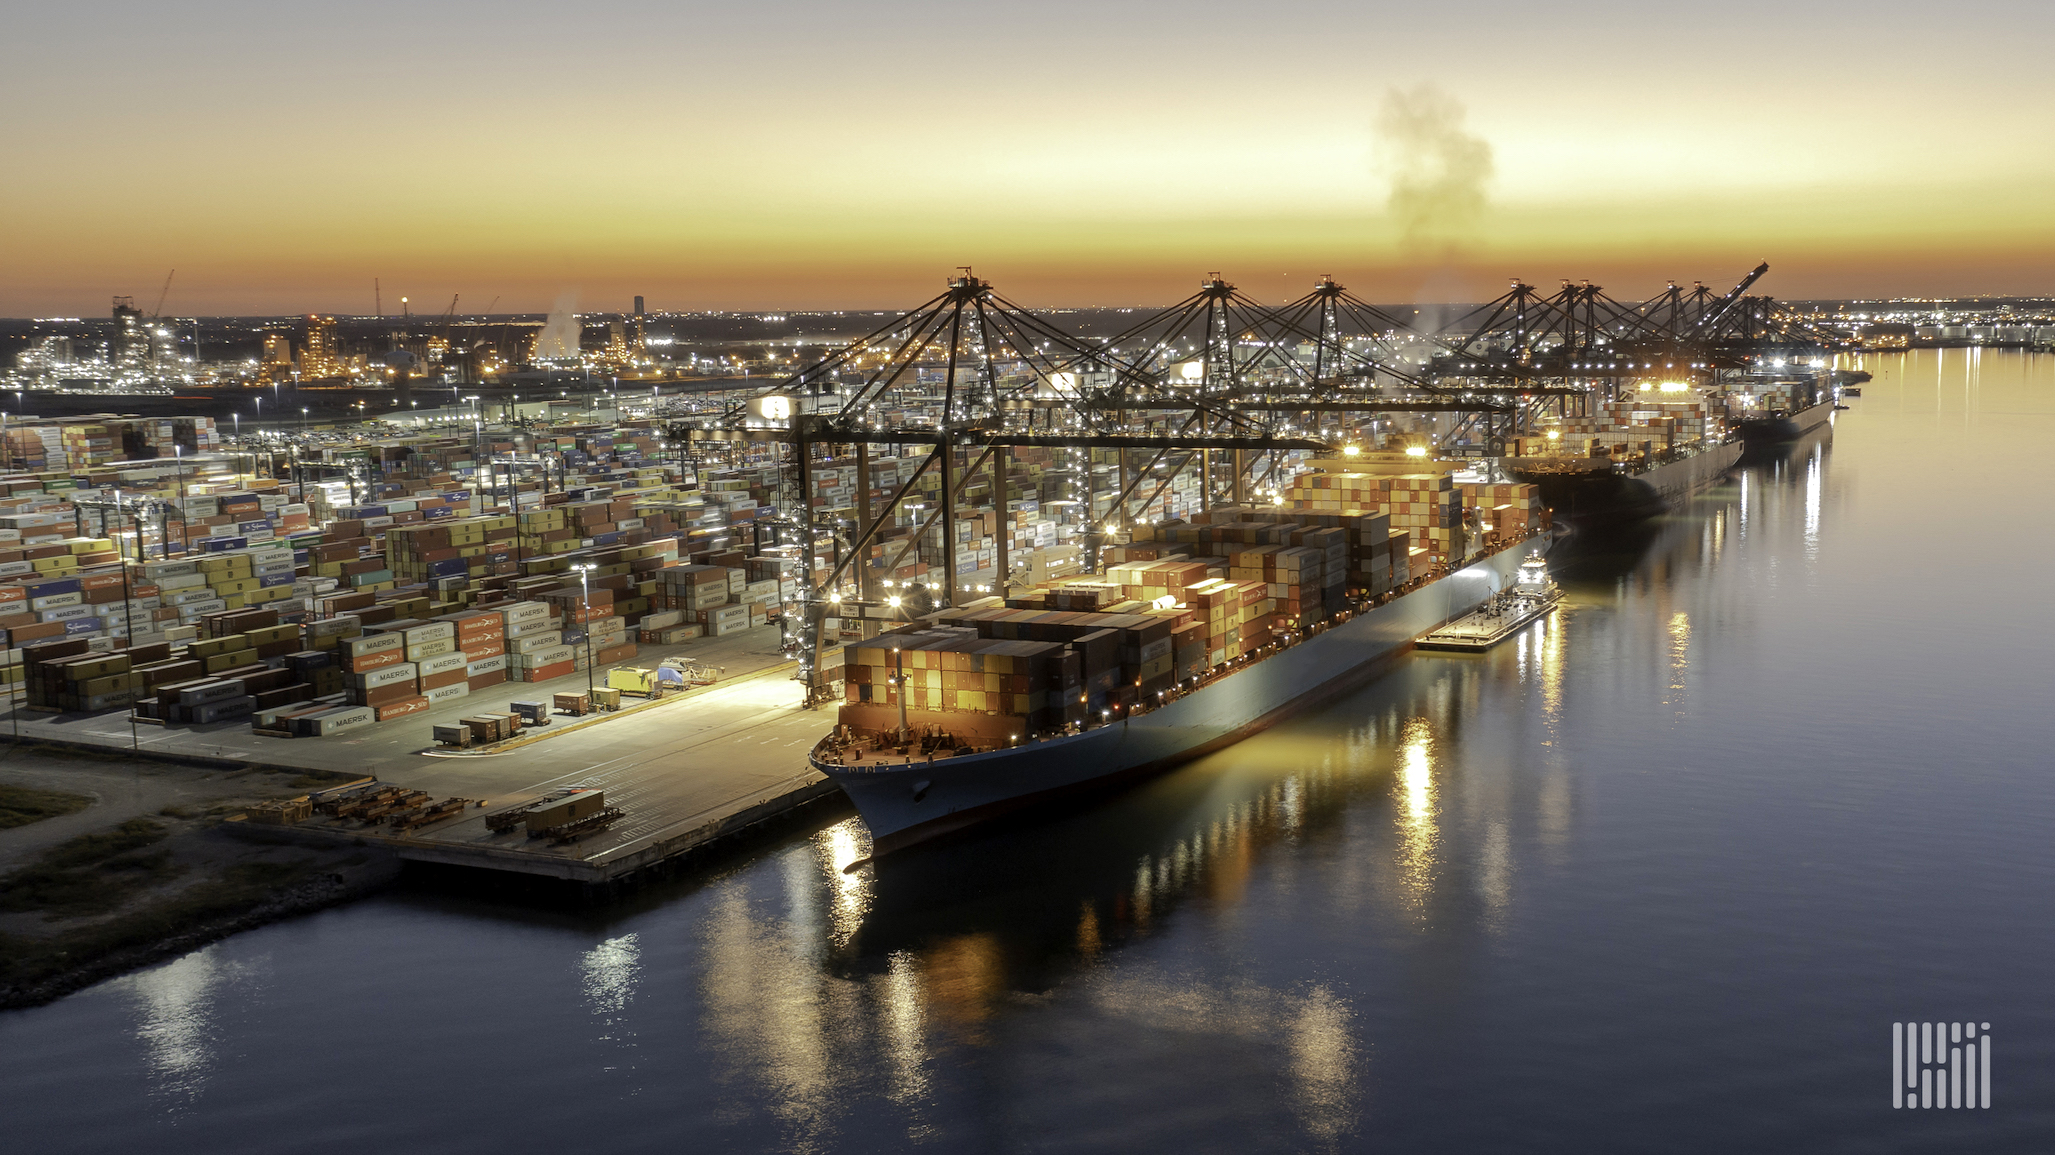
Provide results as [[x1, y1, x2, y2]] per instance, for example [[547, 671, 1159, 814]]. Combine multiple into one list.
[[5, 0, 2053, 315]]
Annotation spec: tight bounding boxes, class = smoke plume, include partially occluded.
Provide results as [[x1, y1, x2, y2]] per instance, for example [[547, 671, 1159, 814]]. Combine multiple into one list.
[[1375, 84, 1494, 251], [532, 291, 582, 360]]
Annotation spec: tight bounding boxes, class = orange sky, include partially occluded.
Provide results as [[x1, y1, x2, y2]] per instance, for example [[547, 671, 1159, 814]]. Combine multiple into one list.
[[6, 0, 2054, 314]]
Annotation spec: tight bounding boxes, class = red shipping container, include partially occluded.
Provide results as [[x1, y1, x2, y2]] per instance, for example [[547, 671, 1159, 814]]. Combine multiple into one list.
[[527, 659, 575, 682], [376, 695, 431, 720], [358, 681, 420, 708], [466, 670, 508, 692], [344, 648, 405, 673]]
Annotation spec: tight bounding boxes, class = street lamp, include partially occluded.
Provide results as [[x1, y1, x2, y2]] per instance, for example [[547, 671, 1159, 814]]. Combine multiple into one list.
[[570, 562, 598, 700]]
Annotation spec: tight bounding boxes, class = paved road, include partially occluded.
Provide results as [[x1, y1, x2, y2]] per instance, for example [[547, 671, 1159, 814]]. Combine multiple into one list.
[[1, 621, 807, 778], [1, 622, 856, 878]]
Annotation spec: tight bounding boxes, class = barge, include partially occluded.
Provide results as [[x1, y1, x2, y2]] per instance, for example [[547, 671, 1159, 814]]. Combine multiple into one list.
[[1416, 551, 1561, 652]]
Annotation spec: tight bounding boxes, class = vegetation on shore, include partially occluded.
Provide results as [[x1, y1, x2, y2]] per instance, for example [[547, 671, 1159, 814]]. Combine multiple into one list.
[[0, 785, 94, 830], [0, 774, 394, 1007]]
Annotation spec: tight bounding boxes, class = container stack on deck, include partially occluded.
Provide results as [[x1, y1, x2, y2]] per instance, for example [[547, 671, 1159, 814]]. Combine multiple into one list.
[[833, 490, 1444, 747], [1549, 395, 1713, 456]]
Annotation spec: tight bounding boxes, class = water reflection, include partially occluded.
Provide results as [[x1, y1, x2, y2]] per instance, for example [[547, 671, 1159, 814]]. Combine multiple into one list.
[[582, 933, 640, 1015], [1666, 610, 1692, 712], [1803, 440, 1823, 553], [700, 884, 838, 1149], [817, 821, 871, 951], [113, 946, 254, 1111], [1084, 972, 1362, 1141], [878, 952, 931, 1108], [1394, 717, 1439, 908], [581, 933, 641, 1052]]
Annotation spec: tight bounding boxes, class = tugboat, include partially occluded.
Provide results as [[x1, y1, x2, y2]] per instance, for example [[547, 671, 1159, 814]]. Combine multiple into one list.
[[1415, 550, 1561, 652]]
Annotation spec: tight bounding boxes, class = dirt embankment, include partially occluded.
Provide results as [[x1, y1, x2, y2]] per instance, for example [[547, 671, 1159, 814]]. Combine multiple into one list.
[[0, 751, 398, 1010]]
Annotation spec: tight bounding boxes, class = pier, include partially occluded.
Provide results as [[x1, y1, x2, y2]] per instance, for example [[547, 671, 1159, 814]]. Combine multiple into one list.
[[6, 625, 848, 886]]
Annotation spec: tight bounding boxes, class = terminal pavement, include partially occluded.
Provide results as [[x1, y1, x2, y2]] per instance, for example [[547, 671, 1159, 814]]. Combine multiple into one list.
[[0, 623, 858, 880]]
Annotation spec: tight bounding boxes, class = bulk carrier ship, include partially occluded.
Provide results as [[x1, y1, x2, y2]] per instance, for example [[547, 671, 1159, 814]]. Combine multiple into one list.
[[812, 517, 1537, 855]]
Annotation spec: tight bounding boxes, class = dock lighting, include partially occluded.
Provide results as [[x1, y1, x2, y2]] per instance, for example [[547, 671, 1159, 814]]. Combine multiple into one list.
[[1342, 444, 1360, 456], [828, 590, 841, 604], [570, 563, 598, 699], [888, 595, 901, 609], [1405, 445, 1428, 457], [1658, 380, 1690, 393], [1546, 429, 1561, 440]]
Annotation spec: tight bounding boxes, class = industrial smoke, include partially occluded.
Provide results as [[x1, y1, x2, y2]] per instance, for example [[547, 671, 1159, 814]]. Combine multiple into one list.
[[532, 292, 582, 360], [1375, 84, 1494, 251]]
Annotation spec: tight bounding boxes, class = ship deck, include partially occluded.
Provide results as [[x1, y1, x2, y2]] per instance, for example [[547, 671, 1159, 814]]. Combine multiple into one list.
[[1416, 595, 1559, 652]]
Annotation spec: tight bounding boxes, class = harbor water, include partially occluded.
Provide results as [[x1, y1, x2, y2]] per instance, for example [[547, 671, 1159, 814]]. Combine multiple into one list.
[[4, 350, 2053, 1152]]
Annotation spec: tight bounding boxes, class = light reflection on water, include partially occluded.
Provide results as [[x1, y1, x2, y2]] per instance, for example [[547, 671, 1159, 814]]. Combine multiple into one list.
[[5, 351, 2055, 1153], [113, 947, 248, 1109]]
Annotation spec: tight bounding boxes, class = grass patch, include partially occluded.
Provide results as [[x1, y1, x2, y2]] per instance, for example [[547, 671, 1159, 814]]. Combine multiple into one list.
[[0, 851, 183, 919], [0, 820, 179, 919], [40, 819, 167, 869], [0, 785, 94, 830], [0, 857, 321, 995]]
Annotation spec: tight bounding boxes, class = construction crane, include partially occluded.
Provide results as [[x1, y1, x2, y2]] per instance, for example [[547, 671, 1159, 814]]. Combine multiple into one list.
[[433, 294, 460, 369], [150, 269, 175, 318]]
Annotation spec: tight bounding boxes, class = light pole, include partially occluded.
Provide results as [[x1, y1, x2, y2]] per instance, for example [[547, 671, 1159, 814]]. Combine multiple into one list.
[[571, 562, 598, 701], [892, 646, 909, 743]]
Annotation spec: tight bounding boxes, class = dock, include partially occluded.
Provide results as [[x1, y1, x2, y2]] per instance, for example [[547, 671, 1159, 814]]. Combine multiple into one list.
[[3, 623, 849, 885]]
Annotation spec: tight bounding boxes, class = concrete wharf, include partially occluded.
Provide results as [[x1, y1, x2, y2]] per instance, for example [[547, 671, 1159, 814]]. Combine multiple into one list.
[[2, 622, 849, 885]]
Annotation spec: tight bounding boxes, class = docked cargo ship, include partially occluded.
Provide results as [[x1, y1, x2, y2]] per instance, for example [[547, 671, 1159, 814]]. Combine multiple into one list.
[[812, 535, 1534, 855], [1731, 395, 1836, 454], [1502, 389, 1742, 533], [1729, 367, 1852, 455], [1507, 439, 1743, 534]]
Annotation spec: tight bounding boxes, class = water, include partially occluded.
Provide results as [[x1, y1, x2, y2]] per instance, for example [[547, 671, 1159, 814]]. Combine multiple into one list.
[[6, 351, 2054, 1153]]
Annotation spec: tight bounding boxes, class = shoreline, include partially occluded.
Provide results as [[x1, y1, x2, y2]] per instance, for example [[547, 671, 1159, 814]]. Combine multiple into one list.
[[0, 849, 398, 1011]]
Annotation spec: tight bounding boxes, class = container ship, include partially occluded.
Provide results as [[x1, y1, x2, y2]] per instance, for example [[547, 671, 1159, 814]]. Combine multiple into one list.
[[812, 467, 1547, 854], [1729, 369, 1853, 456], [1499, 389, 1743, 534]]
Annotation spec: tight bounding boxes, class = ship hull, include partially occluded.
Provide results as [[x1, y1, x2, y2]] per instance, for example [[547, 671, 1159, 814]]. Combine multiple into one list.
[[818, 546, 1530, 854], [1734, 397, 1836, 456], [1510, 440, 1742, 536]]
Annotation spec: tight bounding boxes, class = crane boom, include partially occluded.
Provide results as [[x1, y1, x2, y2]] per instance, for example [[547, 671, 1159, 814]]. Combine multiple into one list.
[[1693, 261, 1768, 334], [151, 269, 175, 318]]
